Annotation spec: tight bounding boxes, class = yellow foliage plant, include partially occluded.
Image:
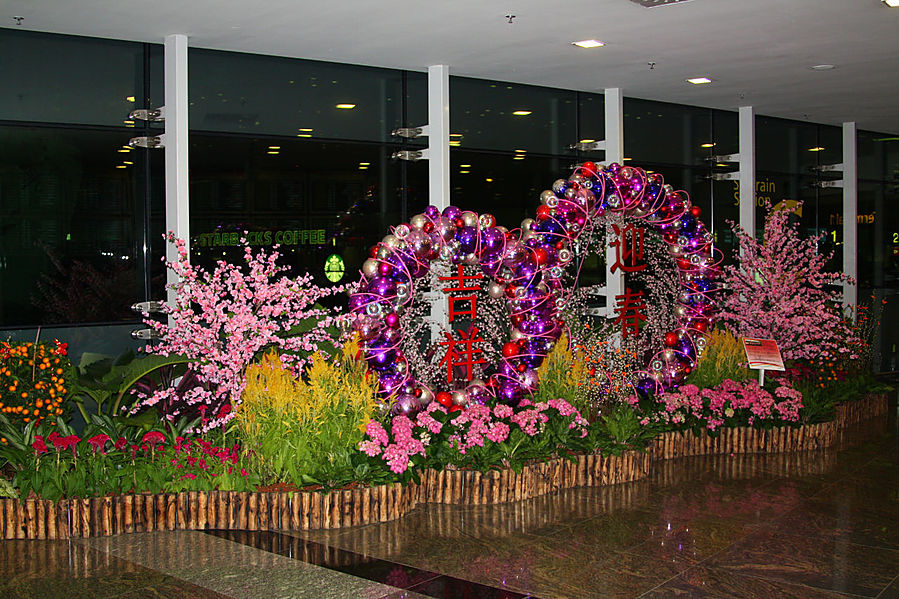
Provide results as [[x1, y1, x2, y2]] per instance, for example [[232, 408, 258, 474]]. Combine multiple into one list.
[[686, 328, 750, 389], [535, 334, 588, 412], [234, 337, 379, 489]]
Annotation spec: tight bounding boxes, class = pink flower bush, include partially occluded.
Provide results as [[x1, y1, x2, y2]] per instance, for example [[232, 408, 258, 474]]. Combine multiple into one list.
[[359, 398, 589, 474], [648, 379, 802, 431], [136, 234, 346, 430], [720, 201, 859, 361]]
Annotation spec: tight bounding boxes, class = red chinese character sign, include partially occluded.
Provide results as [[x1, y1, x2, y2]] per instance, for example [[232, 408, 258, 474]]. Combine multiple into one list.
[[348, 161, 721, 417]]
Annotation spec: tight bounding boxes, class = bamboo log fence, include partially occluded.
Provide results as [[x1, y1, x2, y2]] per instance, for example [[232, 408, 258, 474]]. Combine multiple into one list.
[[0, 392, 889, 540]]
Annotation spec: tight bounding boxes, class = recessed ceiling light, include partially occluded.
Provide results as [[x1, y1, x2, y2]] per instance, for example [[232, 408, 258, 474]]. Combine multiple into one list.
[[298, 128, 314, 132], [123, 161, 133, 165], [686, 77, 712, 85], [450, 133, 463, 138], [460, 164, 471, 168], [572, 39, 605, 48], [459, 170, 470, 174], [125, 96, 136, 103], [117, 149, 130, 153], [701, 142, 716, 148], [884, 0, 899, 7], [115, 165, 127, 169], [485, 178, 494, 183], [514, 149, 527, 153], [267, 151, 279, 155], [297, 134, 312, 138], [809, 64, 836, 71], [808, 146, 825, 152], [513, 156, 525, 160], [579, 139, 596, 144], [716, 163, 729, 167], [622, 157, 632, 161], [512, 110, 532, 116], [359, 166, 368, 170], [449, 141, 461, 146], [335, 103, 356, 109], [268, 146, 280, 150], [359, 162, 371, 166]]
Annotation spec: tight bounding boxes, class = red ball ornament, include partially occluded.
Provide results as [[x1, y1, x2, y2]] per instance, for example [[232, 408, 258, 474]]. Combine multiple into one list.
[[581, 161, 597, 175], [511, 312, 524, 326], [385, 312, 400, 329], [536, 205, 551, 221], [423, 222, 434, 233], [517, 364, 527, 373], [690, 206, 702, 217], [454, 217, 465, 228], [413, 388, 423, 398], [664, 332, 679, 347], [555, 241, 565, 250], [695, 320, 708, 332], [533, 248, 550, 266], [436, 391, 454, 408], [448, 405, 464, 413], [502, 342, 521, 359], [505, 285, 518, 299], [369, 245, 380, 258]]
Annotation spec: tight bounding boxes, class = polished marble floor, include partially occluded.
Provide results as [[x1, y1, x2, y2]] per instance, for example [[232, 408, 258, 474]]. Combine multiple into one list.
[[2, 404, 898, 598]]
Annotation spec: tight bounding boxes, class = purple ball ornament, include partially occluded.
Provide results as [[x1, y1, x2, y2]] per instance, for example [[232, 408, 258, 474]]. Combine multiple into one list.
[[442, 205, 462, 222], [390, 394, 421, 416], [424, 205, 440, 220], [368, 276, 397, 300], [456, 226, 479, 254], [498, 381, 524, 406]]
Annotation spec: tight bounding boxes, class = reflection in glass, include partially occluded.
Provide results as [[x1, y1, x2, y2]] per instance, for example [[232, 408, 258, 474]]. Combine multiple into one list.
[[0, 126, 143, 326]]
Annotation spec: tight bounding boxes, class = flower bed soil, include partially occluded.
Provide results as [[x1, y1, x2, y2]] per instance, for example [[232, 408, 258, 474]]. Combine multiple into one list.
[[0, 392, 888, 540]]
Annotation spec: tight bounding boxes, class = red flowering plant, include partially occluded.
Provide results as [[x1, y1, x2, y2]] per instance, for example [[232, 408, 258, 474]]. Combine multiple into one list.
[[133, 234, 347, 431], [0, 413, 256, 501]]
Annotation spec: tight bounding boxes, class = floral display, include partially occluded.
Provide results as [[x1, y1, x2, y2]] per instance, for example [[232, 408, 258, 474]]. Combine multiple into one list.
[[0, 163, 887, 506], [135, 234, 346, 429], [719, 200, 860, 361], [635, 379, 802, 432], [359, 397, 590, 475]]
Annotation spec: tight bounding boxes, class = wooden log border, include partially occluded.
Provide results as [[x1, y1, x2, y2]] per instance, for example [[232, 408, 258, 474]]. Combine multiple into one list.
[[0, 392, 889, 540]]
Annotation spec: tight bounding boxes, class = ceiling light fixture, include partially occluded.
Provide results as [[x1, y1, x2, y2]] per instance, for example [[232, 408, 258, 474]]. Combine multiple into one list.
[[883, 0, 899, 7], [359, 162, 371, 166], [125, 96, 136, 103], [701, 142, 716, 148], [809, 64, 836, 71], [460, 164, 472, 168], [686, 77, 712, 85], [460, 170, 470, 174], [298, 128, 314, 132], [512, 110, 532, 116], [808, 146, 825, 152], [335, 103, 356, 109], [297, 134, 312, 138], [572, 39, 605, 48], [579, 139, 596, 144], [268, 146, 280, 150]]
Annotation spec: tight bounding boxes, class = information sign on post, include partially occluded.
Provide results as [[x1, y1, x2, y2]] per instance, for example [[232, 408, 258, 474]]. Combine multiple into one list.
[[741, 338, 785, 386]]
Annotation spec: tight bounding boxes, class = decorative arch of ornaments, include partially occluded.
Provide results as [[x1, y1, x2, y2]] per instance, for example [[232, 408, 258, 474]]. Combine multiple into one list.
[[348, 162, 722, 416]]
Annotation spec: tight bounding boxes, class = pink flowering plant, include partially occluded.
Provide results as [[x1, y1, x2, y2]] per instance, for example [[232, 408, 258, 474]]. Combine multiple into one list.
[[135, 234, 346, 430], [359, 398, 592, 477], [720, 201, 860, 362], [632, 378, 803, 434]]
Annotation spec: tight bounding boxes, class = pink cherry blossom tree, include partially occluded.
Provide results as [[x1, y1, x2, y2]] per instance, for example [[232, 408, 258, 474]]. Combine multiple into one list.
[[135, 234, 347, 430], [719, 202, 858, 362]]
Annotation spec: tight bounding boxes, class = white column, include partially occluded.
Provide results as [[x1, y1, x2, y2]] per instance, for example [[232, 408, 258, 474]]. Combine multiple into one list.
[[738, 106, 756, 241], [164, 34, 190, 313], [604, 88, 624, 315], [842, 121, 858, 314], [427, 65, 451, 342], [428, 65, 450, 210]]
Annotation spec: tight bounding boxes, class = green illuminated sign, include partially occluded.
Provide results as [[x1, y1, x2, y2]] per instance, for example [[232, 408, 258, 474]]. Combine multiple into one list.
[[324, 254, 345, 283]]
